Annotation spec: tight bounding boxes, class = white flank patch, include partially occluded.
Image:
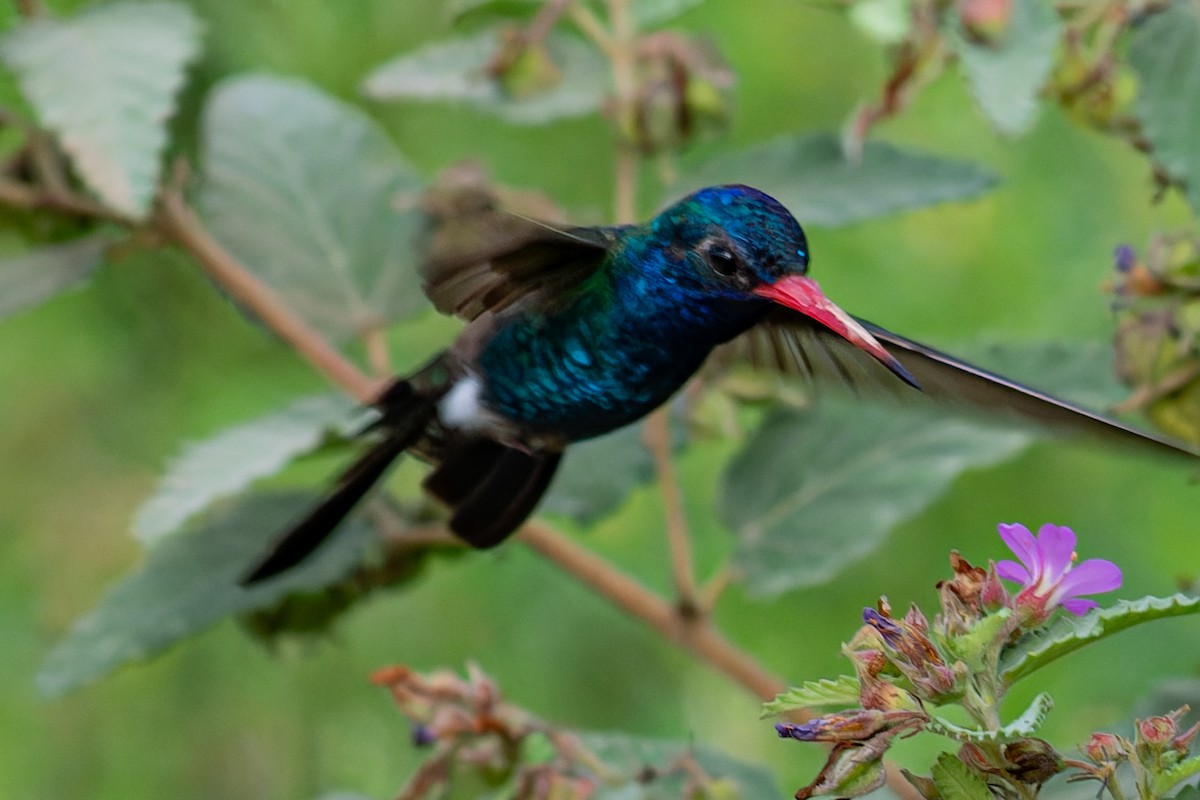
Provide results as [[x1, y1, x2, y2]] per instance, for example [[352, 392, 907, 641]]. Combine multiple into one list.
[[439, 374, 486, 430]]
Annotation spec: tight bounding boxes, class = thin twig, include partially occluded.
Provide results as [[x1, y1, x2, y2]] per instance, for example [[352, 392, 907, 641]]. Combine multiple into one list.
[[608, 0, 699, 618], [643, 407, 699, 613], [154, 185, 386, 405], [363, 322, 394, 377], [567, 2, 616, 58], [0, 175, 135, 225], [14, 0, 47, 19], [518, 521, 785, 700], [607, 0, 639, 224]]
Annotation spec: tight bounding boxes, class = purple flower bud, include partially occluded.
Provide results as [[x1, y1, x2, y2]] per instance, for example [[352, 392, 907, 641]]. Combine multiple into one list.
[[411, 723, 436, 747], [1115, 244, 1137, 273]]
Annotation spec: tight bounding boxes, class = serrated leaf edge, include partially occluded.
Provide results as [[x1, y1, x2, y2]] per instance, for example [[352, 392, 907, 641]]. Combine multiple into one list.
[[760, 675, 862, 717], [1000, 594, 1200, 687]]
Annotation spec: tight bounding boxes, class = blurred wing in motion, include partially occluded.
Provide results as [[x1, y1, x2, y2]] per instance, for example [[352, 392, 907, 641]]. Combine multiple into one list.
[[729, 308, 1197, 461]]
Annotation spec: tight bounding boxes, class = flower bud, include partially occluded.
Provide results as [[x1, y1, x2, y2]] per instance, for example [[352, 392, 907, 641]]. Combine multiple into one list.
[[1084, 731, 1127, 763], [1139, 715, 1177, 746], [1004, 739, 1064, 784], [776, 708, 927, 743], [959, 0, 1013, 44]]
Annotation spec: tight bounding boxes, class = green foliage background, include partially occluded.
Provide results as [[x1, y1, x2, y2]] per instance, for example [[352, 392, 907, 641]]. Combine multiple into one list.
[[1, 1, 1198, 799]]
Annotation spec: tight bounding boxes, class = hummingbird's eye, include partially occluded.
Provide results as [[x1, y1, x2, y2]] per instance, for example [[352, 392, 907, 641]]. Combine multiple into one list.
[[705, 243, 740, 278]]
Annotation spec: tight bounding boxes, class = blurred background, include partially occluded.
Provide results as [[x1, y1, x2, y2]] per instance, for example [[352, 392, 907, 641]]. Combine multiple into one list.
[[1, 1, 1197, 798]]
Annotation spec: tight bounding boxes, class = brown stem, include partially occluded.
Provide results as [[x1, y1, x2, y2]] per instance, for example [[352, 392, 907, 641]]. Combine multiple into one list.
[[608, 0, 639, 224], [14, 0, 46, 18], [0, 176, 135, 225], [518, 521, 785, 700], [643, 407, 698, 613], [362, 323, 394, 377], [154, 187, 386, 404]]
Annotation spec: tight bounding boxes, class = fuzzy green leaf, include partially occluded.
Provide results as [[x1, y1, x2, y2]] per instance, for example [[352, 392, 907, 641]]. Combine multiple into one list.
[[1155, 756, 1200, 797], [579, 732, 781, 800], [723, 405, 1028, 598], [133, 393, 360, 546], [448, 0, 703, 27], [849, 0, 913, 44], [1000, 594, 1200, 688], [952, 0, 1059, 135], [631, 0, 706, 26], [761, 676, 862, 717], [541, 425, 655, 524], [928, 693, 1053, 742], [38, 492, 374, 696], [946, 609, 1012, 672], [199, 75, 426, 341], [0, 235, 108, 320], [1130, 0, 1200, 216], [363, 30, 607, 124], [0, 1, 202, 217], [677, 134, 998, 227], [931, 752, 992, 800]]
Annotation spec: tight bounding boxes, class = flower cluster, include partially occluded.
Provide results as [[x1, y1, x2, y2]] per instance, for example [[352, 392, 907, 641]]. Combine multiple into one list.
[[770, 522, 1127, 800], [1070, 707, 1200, 800]]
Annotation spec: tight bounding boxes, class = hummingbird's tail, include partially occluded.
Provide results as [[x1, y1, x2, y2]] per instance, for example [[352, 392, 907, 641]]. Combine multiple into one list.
[[239, 380, 436, 585], [423, 439, 561, 548], [240, 375, 564, 584]]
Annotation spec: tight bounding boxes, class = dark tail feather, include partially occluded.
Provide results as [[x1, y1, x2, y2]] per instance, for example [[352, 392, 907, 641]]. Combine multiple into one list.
[[423, 441, 561, 549], [240, 383, 435, 585], [422, 438, 509, 506]]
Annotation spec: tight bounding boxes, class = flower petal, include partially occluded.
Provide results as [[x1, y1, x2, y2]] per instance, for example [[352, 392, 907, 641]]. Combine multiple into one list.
[[1060, 598, 1099, 616], [997, 523, 1039, 574], [1035, 524, 1078, 580], [1054, 558, 1123, 598], [995, 559, 1031, 585]]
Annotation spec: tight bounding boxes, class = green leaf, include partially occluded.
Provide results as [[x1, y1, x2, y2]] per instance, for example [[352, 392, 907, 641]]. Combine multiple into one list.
[[363, 30, 607, 125], [946, 609, 1012, 672], [1130, 0, 1200, 216], [1155, 756, 1200, 797], [578, 732, 781, 800], [133, 393, 360, 546], [931, 752, 992, 800], [448, 0, 702, 28], [541, 425, 655, 524], [677, 134, 998, 227], [631, 0, 706, 27], [954, 339, 1129, 410], [761, 675, 862, 717], [38, 492, 373, 696], [928, 693, 1053, 742], [722, 405, 1028, 598], [0, 1, 202, 218], [1171, 786, 1200, 800], [540, 414, 684, 526], [952, 0, 1060, 135], [1000, 594, 1200, 688], [445, 0, 542, 26], [849, 0, 913, 44], [199, 75, 426, 341], [0, 235, 108, 320]]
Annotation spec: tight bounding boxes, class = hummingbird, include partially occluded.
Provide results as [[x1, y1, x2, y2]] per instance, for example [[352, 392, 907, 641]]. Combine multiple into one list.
[[242, 183, 1191, 584]]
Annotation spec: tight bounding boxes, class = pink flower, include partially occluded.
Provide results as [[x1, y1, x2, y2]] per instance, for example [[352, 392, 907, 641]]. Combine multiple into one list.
[[995, 523, 1122, 621]]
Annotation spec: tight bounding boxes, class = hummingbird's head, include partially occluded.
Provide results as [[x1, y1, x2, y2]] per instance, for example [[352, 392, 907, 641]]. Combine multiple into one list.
[[654, 184, 811, 294], [655, 184, 915, 386]]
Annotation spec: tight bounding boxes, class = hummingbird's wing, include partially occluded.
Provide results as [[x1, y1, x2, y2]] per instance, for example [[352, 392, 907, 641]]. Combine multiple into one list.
[[728, 310, 1197, 460], [422, 197, 617, 321]]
